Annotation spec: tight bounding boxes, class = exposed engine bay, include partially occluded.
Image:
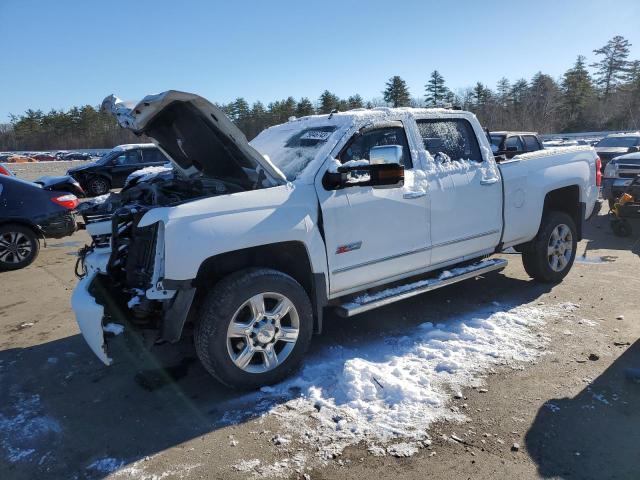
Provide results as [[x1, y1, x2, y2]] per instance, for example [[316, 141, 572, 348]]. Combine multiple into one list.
[[76, 169, 252, 327]]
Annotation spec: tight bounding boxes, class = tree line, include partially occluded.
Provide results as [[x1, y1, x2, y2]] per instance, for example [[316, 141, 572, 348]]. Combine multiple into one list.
[[2, 35, 639, 152]]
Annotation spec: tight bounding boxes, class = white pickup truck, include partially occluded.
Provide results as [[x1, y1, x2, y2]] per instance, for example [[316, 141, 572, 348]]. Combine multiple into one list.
[[72, 90, 599, 389]]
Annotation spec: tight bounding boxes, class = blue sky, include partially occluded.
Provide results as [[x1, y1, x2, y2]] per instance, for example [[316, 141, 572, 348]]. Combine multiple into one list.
[[1, 0, 639, 121]]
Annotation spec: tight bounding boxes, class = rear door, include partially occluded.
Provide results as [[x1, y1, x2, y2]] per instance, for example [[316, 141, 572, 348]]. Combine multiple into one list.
[[416, 118, 502, 265], [140, 147, 170, 166], [315, 122, 430, 296]]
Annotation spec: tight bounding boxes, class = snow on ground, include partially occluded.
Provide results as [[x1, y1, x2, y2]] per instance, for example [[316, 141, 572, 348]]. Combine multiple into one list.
[[227, 301, 579, 477], [0, 394, 61, 463]]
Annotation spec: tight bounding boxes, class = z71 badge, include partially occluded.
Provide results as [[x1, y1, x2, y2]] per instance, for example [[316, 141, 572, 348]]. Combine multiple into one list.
[[336, 241, 362, 254]]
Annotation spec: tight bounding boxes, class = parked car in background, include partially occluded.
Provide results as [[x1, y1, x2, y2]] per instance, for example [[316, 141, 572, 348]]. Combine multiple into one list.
[[6, 154, 35, 163], [602, 151, 640, 208], [32, 153, 57, 161], [67, 144, 171, 196], [0, 175, 78, 270], [0, 164, 14, 176], [34, 175, 85, 197], [62, 152, 93, 160], [490, 131, 543, 159], [595, 133, 640, 167]]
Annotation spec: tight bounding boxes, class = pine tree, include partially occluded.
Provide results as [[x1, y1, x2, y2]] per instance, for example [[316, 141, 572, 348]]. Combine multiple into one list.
[[295, 97, 315, 117], [509, 79, 529, 107], [425, 70, 450, 107], [496, 77, 511, 107], [591, 35, 632, 97], [318, 90, 340, 113], [561, 55, 594, 126], [347, 94, 364, 109], [473, 82, 490, 107], [383, 76, 410, 107]]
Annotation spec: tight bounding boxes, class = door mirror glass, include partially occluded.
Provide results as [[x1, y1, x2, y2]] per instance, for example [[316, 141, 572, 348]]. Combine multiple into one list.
[[323, 162, 404, 190], [369, 145, 403, 165]]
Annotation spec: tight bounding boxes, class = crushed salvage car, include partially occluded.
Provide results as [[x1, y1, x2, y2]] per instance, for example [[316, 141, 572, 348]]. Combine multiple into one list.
[[72, 90, 598, 389]]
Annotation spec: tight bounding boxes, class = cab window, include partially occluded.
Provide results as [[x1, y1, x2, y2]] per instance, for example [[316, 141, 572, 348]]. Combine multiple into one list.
[[338, 126, 412, 168], [505, 136, 524, 151], [523, 135, 540, 151], [416, 119, 482, 162]]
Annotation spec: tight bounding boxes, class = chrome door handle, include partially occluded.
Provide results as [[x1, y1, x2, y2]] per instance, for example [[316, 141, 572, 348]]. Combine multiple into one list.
[[480, 178, 499, 185], [403, 191, 427, 199]]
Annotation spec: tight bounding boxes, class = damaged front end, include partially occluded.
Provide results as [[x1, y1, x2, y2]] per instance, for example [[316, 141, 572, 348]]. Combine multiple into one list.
[[71, 171, 227, 364], [71, 89, 287, 365]]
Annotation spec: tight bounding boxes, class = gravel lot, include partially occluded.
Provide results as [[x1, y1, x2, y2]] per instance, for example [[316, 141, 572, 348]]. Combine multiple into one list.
[[0, 207, 639, 480], [7, 160, 88, 181]]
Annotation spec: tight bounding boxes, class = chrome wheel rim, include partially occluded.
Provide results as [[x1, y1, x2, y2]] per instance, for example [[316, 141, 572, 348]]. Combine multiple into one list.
[[547, 224, 573, 272], [226, 292, 299, 374], [0, 231, 33, 264]]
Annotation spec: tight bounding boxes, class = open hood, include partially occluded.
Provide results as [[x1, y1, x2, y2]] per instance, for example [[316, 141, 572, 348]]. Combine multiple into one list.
[[101, 91, 286, 185]]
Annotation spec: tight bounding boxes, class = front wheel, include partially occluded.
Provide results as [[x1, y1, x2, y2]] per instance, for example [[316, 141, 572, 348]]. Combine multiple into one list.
[[86, 176, 110, 196], [522, 211, 577, 283], [194, 268, 313, 389]]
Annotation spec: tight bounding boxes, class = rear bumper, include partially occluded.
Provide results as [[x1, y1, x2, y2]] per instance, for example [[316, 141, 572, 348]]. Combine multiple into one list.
[[41, 212, 76, 238]]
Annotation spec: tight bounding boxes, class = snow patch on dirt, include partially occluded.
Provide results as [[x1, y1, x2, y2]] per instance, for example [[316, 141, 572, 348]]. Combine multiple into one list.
[[237, 301, 578, 476], [0, 394, 61, 463]]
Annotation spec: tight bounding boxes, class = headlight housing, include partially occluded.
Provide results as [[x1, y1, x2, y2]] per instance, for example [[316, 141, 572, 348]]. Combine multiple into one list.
[[603, 162, 618, 178]]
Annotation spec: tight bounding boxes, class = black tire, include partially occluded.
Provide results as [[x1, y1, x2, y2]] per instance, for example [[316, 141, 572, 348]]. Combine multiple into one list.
[[611, 218, 632, 237], [194, 268, 313, 389], [521, 211, 577, 283], [86, 176, 110, 196], [0, 224, 40, 271]]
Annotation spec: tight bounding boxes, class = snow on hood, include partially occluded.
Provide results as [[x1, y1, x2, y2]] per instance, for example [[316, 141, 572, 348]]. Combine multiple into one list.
[[101, 91, 286, 185], [124, 164, 173, 187]]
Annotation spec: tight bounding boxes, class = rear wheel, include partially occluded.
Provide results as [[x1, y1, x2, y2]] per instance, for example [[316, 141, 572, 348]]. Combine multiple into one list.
[[86, 176, 110, 196], [0, 224, 39, 271], [521, 211, 577, 283], [194, 268, 313, 389]]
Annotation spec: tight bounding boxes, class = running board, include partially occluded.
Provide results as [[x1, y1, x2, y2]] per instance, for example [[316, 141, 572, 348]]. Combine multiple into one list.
[[335, 259, 508, 317]]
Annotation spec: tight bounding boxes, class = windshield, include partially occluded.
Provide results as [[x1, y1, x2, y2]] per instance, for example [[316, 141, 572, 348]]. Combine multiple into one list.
[[251, 125, 338, 180], [596, 136, 640, 148]]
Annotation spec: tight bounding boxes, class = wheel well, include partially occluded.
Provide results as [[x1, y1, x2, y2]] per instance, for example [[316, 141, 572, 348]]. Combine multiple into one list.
[[543, 185, 582, 240], [0, 219, 39, 234], [194, 242, 324, 331]]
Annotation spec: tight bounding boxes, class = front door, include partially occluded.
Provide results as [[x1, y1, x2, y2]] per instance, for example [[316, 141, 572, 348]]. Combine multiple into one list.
[[415, 118, 502, 265], [315, 124, 430, 296], [110, 149, 145, 187]]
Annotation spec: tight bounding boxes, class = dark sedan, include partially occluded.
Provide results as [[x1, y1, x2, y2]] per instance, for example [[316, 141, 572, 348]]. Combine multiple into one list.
[[0, 175, 78, 270]]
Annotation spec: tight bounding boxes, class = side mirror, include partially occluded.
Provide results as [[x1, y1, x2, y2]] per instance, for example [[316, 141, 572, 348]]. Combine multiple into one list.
[[369, 145, 403, 165], [627, 146, 640, 153], [323, 162, 404, 190]]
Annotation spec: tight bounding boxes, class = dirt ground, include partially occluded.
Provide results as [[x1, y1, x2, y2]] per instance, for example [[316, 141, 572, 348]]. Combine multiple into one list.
[[1, 207, 639, 480]]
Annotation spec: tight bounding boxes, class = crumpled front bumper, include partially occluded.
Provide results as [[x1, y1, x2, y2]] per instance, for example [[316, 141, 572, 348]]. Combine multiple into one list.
[[70, 249, 112, 365]]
